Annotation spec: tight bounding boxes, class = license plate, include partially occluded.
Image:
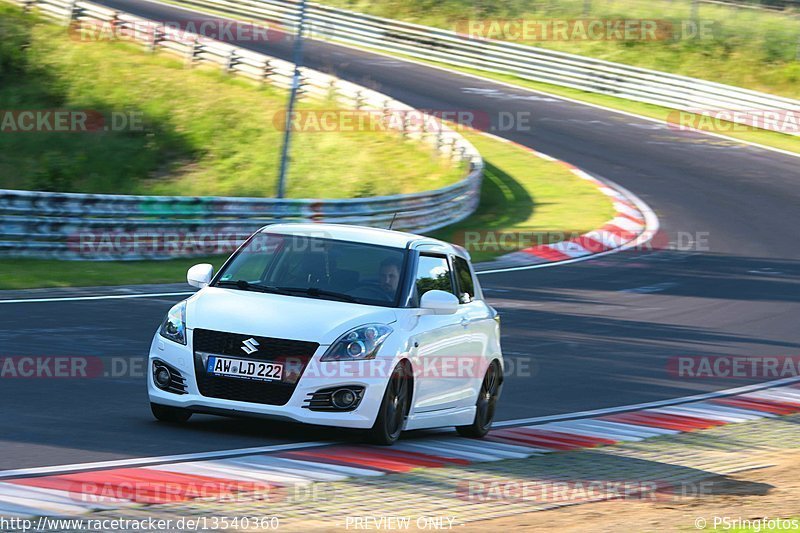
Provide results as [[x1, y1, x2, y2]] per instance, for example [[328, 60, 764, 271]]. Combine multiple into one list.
[[206, 356, 283, 382]]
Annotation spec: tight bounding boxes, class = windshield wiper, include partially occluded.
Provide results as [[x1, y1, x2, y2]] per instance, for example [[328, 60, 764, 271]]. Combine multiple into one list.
[[275, 286, 357, 303], [216, 280, 288, 294]]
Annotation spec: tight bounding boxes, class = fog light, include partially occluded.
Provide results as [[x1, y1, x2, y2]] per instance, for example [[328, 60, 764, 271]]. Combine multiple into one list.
[[332, 388, 357, 409], [154, 365, 171, 388]]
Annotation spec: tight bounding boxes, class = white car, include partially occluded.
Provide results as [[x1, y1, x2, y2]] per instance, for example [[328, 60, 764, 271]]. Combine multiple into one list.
[[148, 223, 503, 445]]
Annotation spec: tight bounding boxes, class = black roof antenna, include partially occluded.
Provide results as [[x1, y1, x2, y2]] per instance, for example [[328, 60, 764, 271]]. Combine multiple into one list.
[[388, 212, 398, 230]]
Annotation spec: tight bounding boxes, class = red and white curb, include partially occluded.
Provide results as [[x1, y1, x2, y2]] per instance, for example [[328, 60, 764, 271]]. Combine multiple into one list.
[[3, 379, 800, 518], [474, 134, 659, 274]]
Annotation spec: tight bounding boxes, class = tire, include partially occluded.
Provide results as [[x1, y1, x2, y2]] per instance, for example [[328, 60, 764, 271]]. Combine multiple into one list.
[[456, 360, 501, 438], [150, 402, 192, 423], [367, 362, 411, 445]]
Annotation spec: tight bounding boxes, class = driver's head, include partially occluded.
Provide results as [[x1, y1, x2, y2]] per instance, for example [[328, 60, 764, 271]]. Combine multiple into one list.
[[379, 258, 402, 295]]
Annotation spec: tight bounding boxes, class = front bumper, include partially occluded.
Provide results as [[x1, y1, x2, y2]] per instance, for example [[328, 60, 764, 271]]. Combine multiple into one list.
[[147, 330, 394, 429]]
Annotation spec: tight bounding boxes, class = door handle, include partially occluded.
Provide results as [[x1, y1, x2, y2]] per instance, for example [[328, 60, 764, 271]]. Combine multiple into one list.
[[460, 317, 469, 327]]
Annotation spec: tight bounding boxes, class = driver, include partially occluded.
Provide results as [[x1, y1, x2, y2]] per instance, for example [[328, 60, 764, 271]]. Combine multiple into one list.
[[378, 257, 402, 299]]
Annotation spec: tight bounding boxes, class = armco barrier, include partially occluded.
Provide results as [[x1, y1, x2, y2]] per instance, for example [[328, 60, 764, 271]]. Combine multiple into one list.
[[1, 0, 483, 260], [153, 0, 799, 136]]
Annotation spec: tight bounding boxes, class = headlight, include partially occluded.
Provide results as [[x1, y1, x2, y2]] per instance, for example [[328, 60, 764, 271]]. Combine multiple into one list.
[[159, 301, 187, 345], [321, 324, 392, 362]]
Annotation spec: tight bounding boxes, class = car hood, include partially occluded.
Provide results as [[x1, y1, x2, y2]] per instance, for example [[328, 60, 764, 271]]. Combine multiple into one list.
[[185, 287, 398, 345]]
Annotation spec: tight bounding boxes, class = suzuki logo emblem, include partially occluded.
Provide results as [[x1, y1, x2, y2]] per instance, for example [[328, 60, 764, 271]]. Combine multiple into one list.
[[241, 338, 260, 354]]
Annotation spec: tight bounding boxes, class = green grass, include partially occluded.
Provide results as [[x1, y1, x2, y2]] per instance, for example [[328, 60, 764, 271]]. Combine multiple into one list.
[[0, 4, 463, 197], [0, 130, 615, 289]]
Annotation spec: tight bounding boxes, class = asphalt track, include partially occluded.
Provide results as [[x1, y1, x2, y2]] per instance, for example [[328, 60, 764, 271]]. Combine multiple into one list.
[[1, 0, 800, 470]]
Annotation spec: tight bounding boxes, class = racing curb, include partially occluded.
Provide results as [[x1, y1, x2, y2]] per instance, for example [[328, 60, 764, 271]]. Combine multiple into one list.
[[2, 378, 800, 518], [473, 133, 660, 273]]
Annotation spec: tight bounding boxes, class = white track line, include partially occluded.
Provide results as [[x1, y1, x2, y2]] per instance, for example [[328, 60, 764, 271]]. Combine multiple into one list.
[[0, 441, 331, 480], [0, 292, 193, 304]]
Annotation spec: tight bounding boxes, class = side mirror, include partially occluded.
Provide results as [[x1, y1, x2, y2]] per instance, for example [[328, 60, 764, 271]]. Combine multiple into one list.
[[420, 290, 459, 315], [187, 263, 213, 289]]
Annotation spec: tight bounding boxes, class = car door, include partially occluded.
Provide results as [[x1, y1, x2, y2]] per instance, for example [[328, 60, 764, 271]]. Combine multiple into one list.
[[452, 255, 496, 406], [409, 253, 474, 412]]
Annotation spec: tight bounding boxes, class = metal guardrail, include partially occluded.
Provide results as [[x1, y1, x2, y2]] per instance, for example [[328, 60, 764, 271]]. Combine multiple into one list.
[[2, 0, 484, 260], [155, 0, 800, 136]]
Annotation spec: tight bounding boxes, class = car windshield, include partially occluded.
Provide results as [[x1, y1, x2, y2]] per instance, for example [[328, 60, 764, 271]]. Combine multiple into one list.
[[213, 232, 407, 307]]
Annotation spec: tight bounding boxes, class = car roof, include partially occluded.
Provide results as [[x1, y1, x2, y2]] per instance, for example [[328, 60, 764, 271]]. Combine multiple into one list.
[[260, 223, 467, 258]]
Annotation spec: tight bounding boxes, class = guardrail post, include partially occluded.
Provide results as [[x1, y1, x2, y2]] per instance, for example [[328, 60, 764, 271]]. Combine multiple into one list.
[[147, 24, 162, 53], [65, 0, 78, 24], [185, 37, 199, 67], [353, 90, 363, 110], [224, 49, 237, 73], [297, 75, 308, 99], [260, 59, 273, 86], [21, 0, 35, 14], [327, 79, 337, 101], [109, 11, 120, 40]]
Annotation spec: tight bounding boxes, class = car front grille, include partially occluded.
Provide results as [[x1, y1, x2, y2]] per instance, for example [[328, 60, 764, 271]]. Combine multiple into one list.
[[193, 328, 319, 406]]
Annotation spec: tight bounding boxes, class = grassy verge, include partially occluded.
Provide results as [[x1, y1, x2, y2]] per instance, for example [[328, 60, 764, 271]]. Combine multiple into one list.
[[0, 4, 462, 197], [0, 131, 615, 289]]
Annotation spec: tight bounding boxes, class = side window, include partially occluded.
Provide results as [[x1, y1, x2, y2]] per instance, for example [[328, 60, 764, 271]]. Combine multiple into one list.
[[415, 255, 454, 298], [453, 256, 475, 304]]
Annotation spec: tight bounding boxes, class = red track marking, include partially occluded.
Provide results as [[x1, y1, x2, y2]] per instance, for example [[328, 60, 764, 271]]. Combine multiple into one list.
[[571, 235, 611, 254], [487, 428, 614, 450], [522, 245, 571, 261], [277, 448, 445, 473], [601, 224, 637, 241], [9, 468, 259, 504], [486, 433, 579, 451], [350, 447, 471, 466], [510, 428, 617, 446], [712, 397, 800, 415], [617, 212, 646, 225], [602, 411, 725, 431]]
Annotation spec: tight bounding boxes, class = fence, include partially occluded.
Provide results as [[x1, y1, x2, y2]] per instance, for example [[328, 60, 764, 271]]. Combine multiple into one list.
[[1, 0, 484, 260], [153, 0, 800, 136]]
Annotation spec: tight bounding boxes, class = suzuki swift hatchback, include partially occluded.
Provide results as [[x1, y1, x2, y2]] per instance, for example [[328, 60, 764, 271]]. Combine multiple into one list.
[[148, 223, 503, 444]]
